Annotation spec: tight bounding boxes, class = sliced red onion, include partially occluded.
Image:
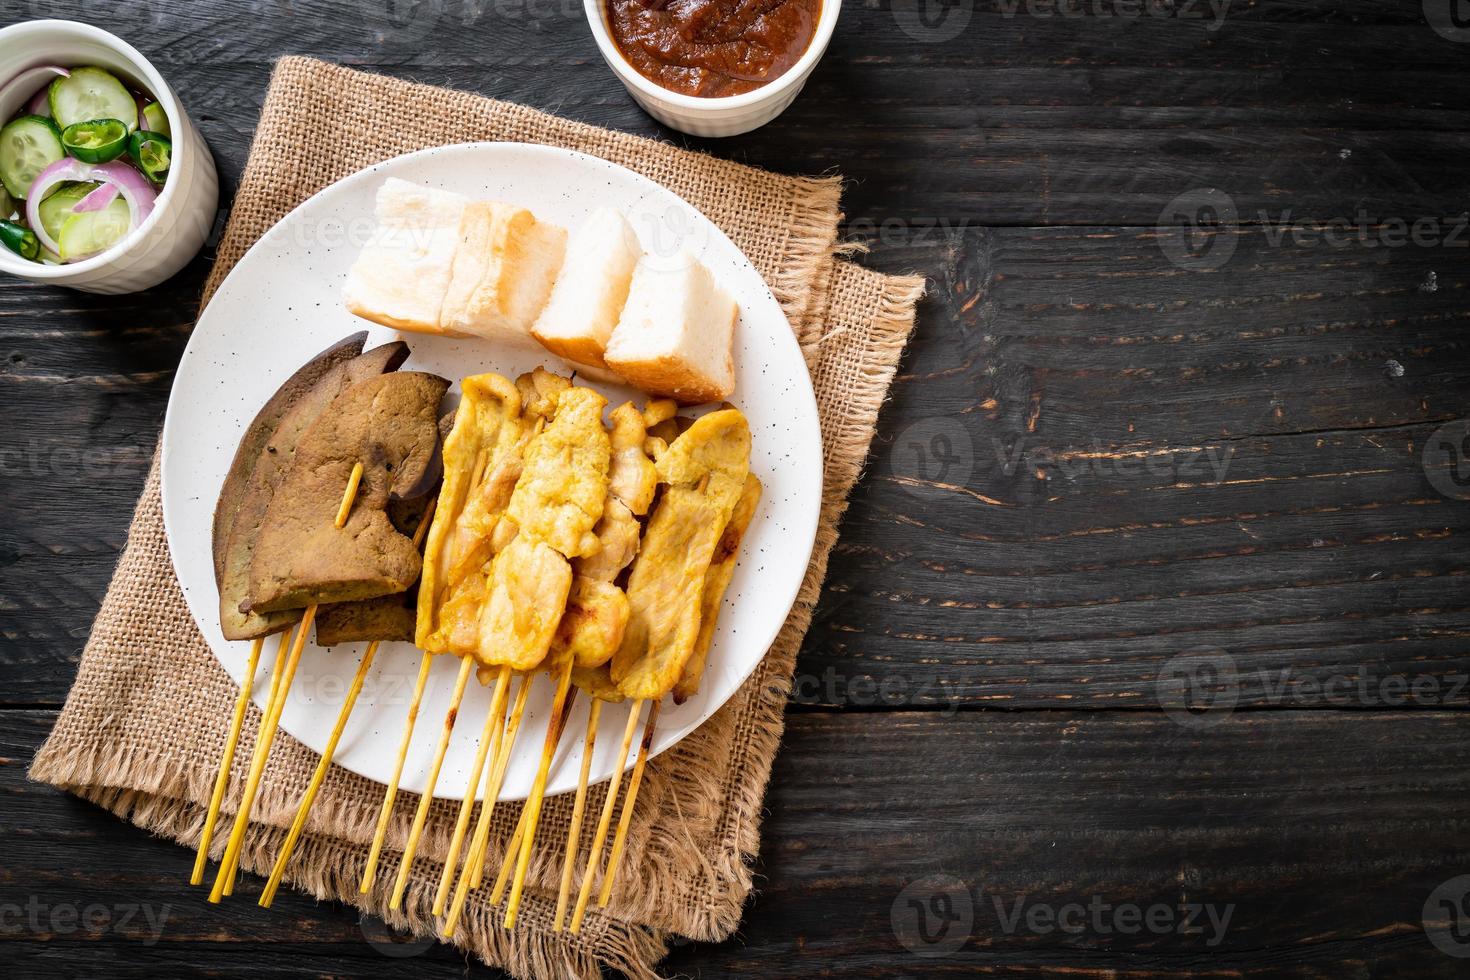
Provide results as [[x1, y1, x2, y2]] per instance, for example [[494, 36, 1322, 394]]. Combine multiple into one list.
[[24, 157, 158, 259], [1, 65, 69, 117], [73, 183, 121, 213]]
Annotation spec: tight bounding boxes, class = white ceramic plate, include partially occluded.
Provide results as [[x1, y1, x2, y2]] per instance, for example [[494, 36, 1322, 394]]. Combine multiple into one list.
[[161, 143, 821, 801]]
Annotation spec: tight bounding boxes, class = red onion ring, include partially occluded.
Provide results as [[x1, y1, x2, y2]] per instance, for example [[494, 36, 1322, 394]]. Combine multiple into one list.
[[24, 157, 158, 260], [73, 183, 121, 213], [0, 65, 69, 117]]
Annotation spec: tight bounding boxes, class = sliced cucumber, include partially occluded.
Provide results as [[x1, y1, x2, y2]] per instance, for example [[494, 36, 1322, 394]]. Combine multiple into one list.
[[141, 101, 171, 138], [0, 184, 13, 219], [62, 118, 130, 163], [0, 115, 65, 199], [0, 219, 40, 260], [48, 67, 139, 133], [56, 196, 130, 261], [36, 181, 96, 242]]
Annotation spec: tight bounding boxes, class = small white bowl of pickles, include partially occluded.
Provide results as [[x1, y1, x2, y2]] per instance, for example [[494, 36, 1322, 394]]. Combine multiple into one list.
[[0, 20, 218, 294]]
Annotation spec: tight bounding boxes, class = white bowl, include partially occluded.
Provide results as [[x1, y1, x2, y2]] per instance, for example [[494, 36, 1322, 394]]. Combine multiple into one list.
[[583, 0, 840, 138], [0, 20, 219, 294]]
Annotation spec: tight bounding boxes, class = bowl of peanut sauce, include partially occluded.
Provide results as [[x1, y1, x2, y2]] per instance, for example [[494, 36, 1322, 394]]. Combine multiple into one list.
[[584, 0, 840, 137]]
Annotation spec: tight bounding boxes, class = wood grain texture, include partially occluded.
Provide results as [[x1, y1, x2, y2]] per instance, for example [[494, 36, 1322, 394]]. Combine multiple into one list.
[[2, 0, 1468, 976], [5, 710, 1469, 976]]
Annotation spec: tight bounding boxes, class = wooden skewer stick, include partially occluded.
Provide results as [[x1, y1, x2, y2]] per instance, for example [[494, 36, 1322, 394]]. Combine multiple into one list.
[[444, 685, 580, 938], [568, 699, 644, 933], [553, 698, 602, 931], [209, 465, 361, 902], [388, 653, 475, 911], [208, 612, 316, 903], [431, 666, 513, 915], [259, 639, 380, 907], [483, 689, 580, 906], [598, 699, 661, 908], [220, 629, 294, 896], [359, 649, 432, 894], [467, 671, 536, 890], [355, 496, 439, 895], [504, 658, 577, 929], [191, 635, 265, 885]]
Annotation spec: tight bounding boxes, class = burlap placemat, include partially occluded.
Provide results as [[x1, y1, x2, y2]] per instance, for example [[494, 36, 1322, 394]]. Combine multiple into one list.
[[30, 58, 923, 978]]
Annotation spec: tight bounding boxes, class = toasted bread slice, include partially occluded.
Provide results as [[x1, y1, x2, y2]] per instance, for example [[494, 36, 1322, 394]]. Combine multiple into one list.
[[603, 252, 737, 404], [441, 200, 567, 343], [343, 178, 468, 335], [531, 208, 643, 372]]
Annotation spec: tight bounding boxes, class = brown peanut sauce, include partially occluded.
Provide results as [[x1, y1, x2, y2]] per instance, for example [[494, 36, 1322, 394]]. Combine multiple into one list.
[[606, 0, 823, 99]]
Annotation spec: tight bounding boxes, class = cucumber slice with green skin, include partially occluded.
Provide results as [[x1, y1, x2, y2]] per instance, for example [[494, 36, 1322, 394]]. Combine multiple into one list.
[[0, 219, 41, 260], [141, 101, 170, 138], [48, 67, 139, 133], [0, 115, 65, 199], [56, 196, 130, 261], [0, 184, 13, 219], [128, 131, 171, 183], [61, 118, 130, 164], [36, 181, 96, 242]]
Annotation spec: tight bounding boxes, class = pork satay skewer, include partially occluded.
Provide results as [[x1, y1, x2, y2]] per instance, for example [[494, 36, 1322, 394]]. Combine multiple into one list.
[[208, 465, 365, 903], [553, 697, 602, 931], [261, 500, 438, 907], [191, 635, 264, 885]]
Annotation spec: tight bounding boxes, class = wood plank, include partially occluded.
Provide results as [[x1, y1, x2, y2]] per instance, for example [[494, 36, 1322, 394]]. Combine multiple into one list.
[[6, 709, 1468, 976], [2, 2, 1465, 227]]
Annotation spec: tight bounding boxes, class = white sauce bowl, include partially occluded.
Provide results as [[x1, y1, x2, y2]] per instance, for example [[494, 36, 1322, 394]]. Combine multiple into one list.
[[583, 0, 841, 138], [0, 20, 219, 294]]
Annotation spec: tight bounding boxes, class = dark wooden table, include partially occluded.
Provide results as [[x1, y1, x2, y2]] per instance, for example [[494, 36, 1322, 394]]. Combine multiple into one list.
[[4, 1, 1469, 976]]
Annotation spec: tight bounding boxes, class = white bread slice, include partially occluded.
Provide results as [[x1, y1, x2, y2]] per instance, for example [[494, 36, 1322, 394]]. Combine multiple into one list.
[[343, 178, 468, 335], [440, 201, 567, 344], [531, 208, 644, 374], [603, 251, 737, 404]]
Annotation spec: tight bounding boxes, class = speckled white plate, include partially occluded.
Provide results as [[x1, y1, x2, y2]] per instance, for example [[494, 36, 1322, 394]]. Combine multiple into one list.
[[160, 143, 821, 800]]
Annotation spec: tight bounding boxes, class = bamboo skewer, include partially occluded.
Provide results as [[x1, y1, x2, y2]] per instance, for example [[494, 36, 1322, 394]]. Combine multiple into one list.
[[503, 658, 577, 928], [569, 698, 644, 933], [259, 639, 380, 907], [484, 690, 580, 905], [465, 671, 536, 893], [191, 635, 265, 885], [598, 699, 661, 908], [388, 653, 475, 911], [443, 679, 574, 938], [360, 649, 432, 894], [208, 465, 361, 903], [220, 629, 293, 896], [431, 665, 513, 915], [208, 613, 314, 903], [553, 698, 602, 931], [467, 675, 538, 887]]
